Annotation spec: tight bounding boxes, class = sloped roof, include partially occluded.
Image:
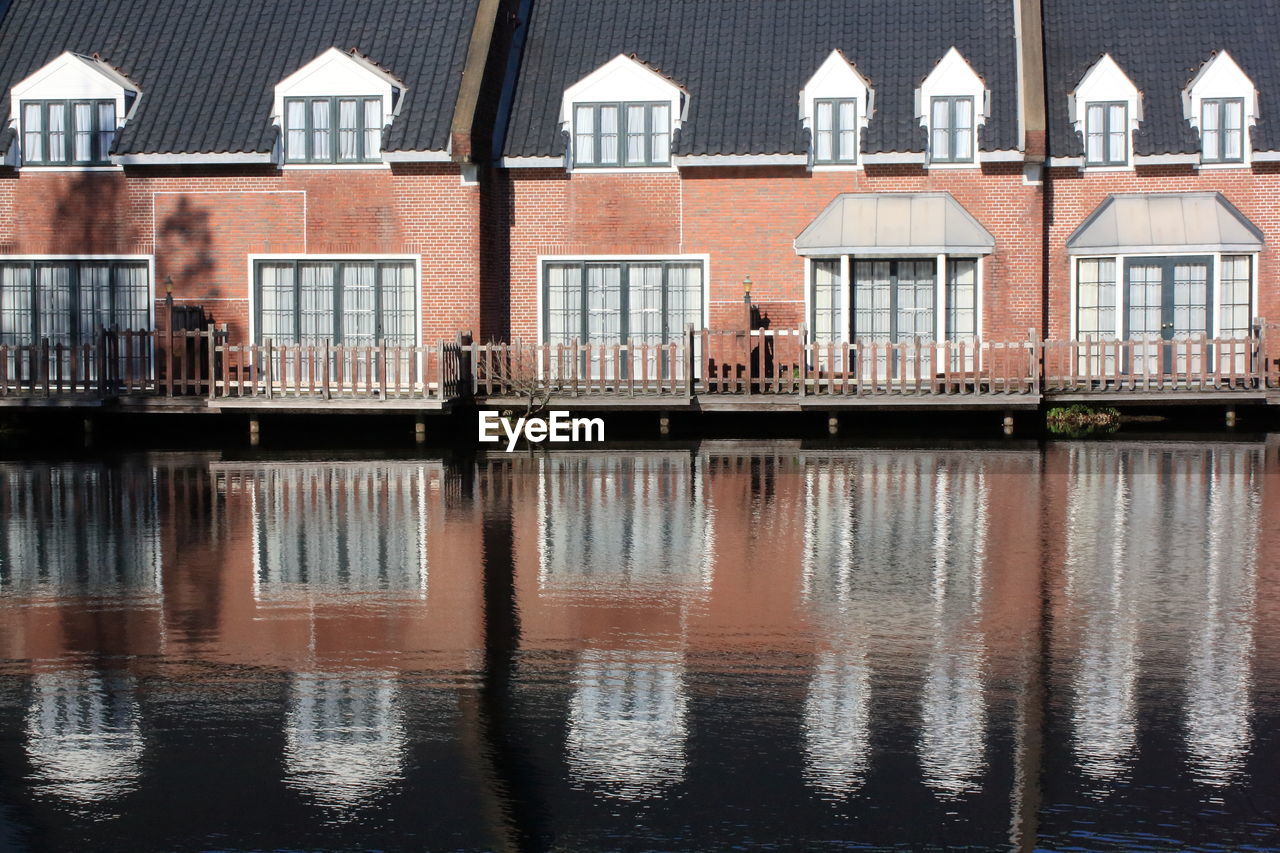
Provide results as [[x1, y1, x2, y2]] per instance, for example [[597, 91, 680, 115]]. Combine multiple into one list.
[[503, 0, 1021, 159], [0, 0, 478, 155], [795, 193, 995, 256], [1066, 193, 1264, 255], [1044, 0, 1280, 157]]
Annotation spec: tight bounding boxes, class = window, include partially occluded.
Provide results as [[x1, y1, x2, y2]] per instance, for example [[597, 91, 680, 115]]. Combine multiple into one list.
[[573, 102, 670, 167], [930, 96, 974, 163], [811, 260, 841, 343], [21, 99, 116, 165], [284, 96, 383, 163], [1202, 98, 1245, 163], [255, 260, 415, 345], [1076, 259, 1117, 339], [0, 260, 148, 346], [852, 260, 937, 343], [1219, 255, 1251, 338], [1085, 102, 1127, 166], [814, 98, 858, 164], [946, 260, 978, 339], [544, 259, 701, 345]]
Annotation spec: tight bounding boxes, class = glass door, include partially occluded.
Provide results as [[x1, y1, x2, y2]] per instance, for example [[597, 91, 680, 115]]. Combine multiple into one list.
[[852, 260, 936, 382], [1125, 257, 1211, 374]]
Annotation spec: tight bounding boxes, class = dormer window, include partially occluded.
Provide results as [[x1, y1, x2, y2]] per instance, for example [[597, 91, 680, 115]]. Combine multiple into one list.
[[284, 96, 382, 163], [814, 99, 857, 164], [1201, 98, 1244, 163], [10, 52, 137, 169], [273, 48, 404, 168], [929, 96, 974, 163], [801, 51, 873, 169], [561, 56, 685, 172], [1085, 102, 1128, 166], [573, 101, 669, 167], [1068, 55, 1140, 171], [917, 49, 987, 167]]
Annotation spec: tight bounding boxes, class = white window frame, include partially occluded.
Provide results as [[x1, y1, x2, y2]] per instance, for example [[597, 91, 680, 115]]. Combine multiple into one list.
[[246, 253, 422, 345], [800, 50, 873, 172], [1183, 51, 1258, 170], [561, 55, 685, 174], [916, 48, 989, 169], [1067, 54, 1141, 172]]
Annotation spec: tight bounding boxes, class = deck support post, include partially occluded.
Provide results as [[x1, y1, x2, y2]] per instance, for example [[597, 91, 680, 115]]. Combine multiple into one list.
[[415, 415, 427, 444], [1003, 413, 1015, 436], [659, 412, 671, 436], [249, 416, 261, 447], [82, 417, 94, 447], [827, 413, 839, 435], [1226, 406, 1237, 428]]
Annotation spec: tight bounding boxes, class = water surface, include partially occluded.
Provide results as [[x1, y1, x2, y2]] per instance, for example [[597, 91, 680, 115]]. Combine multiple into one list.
[[0, 443, 1278, 851]]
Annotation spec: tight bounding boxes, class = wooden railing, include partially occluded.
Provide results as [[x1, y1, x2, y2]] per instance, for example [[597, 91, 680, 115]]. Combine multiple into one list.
[[472, 338, 690, 397], [0, 330, 156, 397], [1043, 335, 1262, 393], [804, 336, 1039, 396]]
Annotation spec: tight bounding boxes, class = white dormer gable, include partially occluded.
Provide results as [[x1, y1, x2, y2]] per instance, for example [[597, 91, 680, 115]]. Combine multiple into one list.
[[1183, 51, 1257, 165], [916, 48, 989, 164], [1068, 54, 1142, 167], [10, 52, 138, 150], [273, 47, 404, 128], [800, 50, 873, 165], [559, 54, 686, 131]]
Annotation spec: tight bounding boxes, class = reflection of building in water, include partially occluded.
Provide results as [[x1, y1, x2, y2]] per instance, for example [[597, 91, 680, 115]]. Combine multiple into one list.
[[566, 649, 689, 799], [1062, 445, 1261, 791], [284, 672, 406, 810], [0, 465, 161, 595], [1183, 449, 1258, 788], [235, 464, 429, 601], [802, 454, 991, 799], [537, 454, 713, 595], [803, 646, 871, 797], [24, 671, 143, 805]]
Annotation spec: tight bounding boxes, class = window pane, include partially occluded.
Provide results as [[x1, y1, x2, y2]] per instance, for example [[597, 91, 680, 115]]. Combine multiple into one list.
[[625, 104, 647, 165], [628, 264, 663, 343], [363, 99, 382, 160], [665, 262, 702, 335], [337, 99, 359, 161], [22, 103, 42, 162], [816, 101, 833, 133], [78, 264, 111, 341], [311, 99, 331, 162], [298, 263, 335, 343], [0, 264, 34, 345], [112, 263, 150, 332], [378, 263, 416, 346], [932, 98, 950, 131], [546, 264, 583, 343], [649, 103, 669, 164], [947, 259, 977, 338], [598, 106, 619, 165], [574, 105, 594, 165], [585, 264, 621, 343], [1107, 104, 1126, 163], [954, 99, 973, 160], [97, 101, 116, 162], [343, 263, 376, 345], [837, 100, 857, 161], [285, 101, 307, 160], [1076, 258, 1116, 338], [47, 103, 66, 163], [36, 265, 73, 345], [1219, 255, 1251, 338], [72, 102, 93, 162], [259, 263, 297, 343]]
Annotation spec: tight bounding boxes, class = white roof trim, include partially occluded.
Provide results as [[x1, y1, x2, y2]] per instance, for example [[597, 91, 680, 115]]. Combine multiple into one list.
[[1250, 150, 1280, 161], [112, 152, 274, 165], [1132, 153, 1202, 165], [978, 149, 1024, 161], [381, 150, 452, 162], [501, 155, 564, 168], [673, 154, 807, 166], [861, 152, 928, 164]]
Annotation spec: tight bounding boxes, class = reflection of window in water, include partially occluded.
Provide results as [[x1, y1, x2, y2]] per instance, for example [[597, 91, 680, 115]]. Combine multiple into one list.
[[284, 673, 405, 810], [245, 464, 429, 600], [1064, 445, 1261, 791], [802, 454, 991, 798], [24, 671, 143, 806], [538, 455, 713, 594], [1183, 449, 1258, 788], [0, 465, 161, 595], [803, 647, 871, 797], [566, 649, 688, 799]]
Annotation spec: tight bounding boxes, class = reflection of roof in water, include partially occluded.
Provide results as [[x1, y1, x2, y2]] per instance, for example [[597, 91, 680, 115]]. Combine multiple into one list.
[[566, 649, 689, 800], [24, 672, 143, 805], [538, 455, 714, 597], [283, 673, 406, 810]]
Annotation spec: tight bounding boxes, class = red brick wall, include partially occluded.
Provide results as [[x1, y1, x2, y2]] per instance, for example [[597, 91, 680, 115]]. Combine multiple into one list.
[[0, 163, 480, 345], [502, 163, 1044, 342], [1045, 163, 1280, 339]]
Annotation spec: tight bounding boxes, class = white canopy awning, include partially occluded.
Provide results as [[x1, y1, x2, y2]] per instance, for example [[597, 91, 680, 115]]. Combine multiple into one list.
[[794, 192, 995, 257], [1067, 192, 1264, 256]]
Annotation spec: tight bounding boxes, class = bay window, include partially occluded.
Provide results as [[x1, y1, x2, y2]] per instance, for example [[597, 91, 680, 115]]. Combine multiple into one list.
[[573, 102, 671, 167], [255, 259, 415, 345], [809, 257, 979, 344]]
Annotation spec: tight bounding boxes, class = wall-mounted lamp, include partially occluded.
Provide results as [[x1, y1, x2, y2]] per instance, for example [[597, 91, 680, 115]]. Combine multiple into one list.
[[742, 275, 752, 303], [165, 275, 173, 296]]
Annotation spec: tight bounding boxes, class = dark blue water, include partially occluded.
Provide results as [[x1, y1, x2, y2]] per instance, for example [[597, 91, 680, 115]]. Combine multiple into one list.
[[0, 443, 1277, 851]]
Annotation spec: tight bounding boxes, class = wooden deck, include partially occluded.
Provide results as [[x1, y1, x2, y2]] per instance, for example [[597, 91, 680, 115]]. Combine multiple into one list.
[[1, 326, 1277, 415]]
